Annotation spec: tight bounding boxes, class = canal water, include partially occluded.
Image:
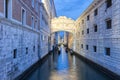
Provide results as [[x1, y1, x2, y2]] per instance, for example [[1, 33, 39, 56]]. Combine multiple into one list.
[[24, 45, 113, 80]]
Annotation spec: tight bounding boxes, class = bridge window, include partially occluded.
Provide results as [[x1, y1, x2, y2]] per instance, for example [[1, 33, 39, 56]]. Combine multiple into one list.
[[105, 47, 111, 56], [106, 19, 112, 29], [93, 46, 97, 52]]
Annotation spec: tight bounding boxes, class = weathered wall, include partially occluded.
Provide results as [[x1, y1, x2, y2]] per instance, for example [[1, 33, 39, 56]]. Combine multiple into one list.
[[76, 0, 120, 75], [0, 19, 40, 80], [0, 0, 54, 80]]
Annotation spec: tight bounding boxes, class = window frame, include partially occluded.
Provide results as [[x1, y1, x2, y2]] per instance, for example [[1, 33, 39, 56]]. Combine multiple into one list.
[[106, 0, 112, 8], [106, 19, 112, 29], [105, 47, 111, 56], [93, 46, 97, 52], [21, 8, 26, 25]]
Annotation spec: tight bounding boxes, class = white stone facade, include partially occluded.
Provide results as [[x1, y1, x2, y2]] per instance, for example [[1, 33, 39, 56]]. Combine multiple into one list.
[[0, 19, 40, 80], [0, 0, 56, 80], [75, 0, 120, 75]]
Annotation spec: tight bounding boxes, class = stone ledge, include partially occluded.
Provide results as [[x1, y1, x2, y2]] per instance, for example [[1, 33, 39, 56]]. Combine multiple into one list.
[[14, 52, 52, 80], [73, 51, 120, 80]]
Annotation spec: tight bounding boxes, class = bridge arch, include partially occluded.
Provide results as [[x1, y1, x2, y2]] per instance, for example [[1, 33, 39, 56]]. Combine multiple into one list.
[[51, 16, 75, 34], [51, 16, 77, 50]]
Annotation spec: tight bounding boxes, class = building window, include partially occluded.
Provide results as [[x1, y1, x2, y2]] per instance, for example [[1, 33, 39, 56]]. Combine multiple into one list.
[[33, 46, 35, 52], [106, 19, 112, 29], [86, 45, 89, 50], [22, 9, 26, 25], [13, 49, 17, 59], [0, 26, 3, 40], [35, 1, 38, 12], [105, 48, 110, 56], [82, 30, 84, 35], [87, 28, 89, 34], [81, 44, 83, 49], [35, 20, 38, 29], [26, 47, 28, 54], [32, 0, 34, 8], [106, 0, 112, 8], [82, 20, 84, 24], [5, 0, 12, 18], [31, 16, 34, 28], [93, 46, 97, 52], [94, 8, 98, 16], [94, 24, 98, 32], [87, 15, 90, 21]]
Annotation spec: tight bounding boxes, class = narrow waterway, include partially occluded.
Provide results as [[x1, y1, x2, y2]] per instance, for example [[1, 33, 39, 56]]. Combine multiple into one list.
[[24, 45, 113, 80]]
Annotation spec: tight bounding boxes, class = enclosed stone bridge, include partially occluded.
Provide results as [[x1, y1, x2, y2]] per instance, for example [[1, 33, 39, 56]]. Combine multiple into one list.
[[51, 16, 75, 34], [51, 16, 77, 50]]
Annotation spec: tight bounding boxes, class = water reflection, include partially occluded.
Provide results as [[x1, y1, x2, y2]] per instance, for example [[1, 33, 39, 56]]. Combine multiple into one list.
[[24, 45, 113, 80], [57, 46, 69, 70]]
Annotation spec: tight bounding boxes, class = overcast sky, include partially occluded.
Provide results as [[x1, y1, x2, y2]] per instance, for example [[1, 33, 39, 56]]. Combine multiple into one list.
[[54, 0, 94, 20]]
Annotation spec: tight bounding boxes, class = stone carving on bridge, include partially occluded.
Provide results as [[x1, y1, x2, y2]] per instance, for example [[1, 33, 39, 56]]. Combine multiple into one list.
[[51, 16, 75, 34]]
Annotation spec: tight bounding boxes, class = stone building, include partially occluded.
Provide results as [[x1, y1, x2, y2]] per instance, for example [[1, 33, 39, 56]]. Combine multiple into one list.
[[75, 0, 120, 75], [41, 0, 57, 50], [0, 0, 56, 80]]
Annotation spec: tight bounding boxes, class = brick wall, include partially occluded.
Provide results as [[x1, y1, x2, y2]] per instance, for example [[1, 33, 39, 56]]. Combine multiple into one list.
[[0, 0, 4, 14], [12, 0, 21, 22]]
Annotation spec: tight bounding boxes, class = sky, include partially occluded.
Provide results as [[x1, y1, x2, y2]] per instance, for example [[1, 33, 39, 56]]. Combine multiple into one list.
[[54, 0, 94, 20]]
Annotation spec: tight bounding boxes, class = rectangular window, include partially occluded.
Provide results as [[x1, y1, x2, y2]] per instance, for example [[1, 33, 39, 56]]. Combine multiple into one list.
[[94, 8, 98, 16], [22, 9, 26, 25], [87, 28, 89, 34], [93, 46, 97, 52], [0, 26, 3, 40], [94, 25, 98, 32], [81, 44, 83, 49], [32, 0, 34, 8], [5, 0, 9, 18], [33, 46, 35, 52], [86, 45, 89, 50], [106, 0, 112, 8], [13, 49, 17, 59], [26, 47, 28, 54], [87, 15, 89, 21], [35, 1, 38, 12], [5, 0, 12, 19], [82, 20, 84, 24], [106, 19, 112, 29], [31, 16, 34, 28], [105, 48, 110, 56], [82, 30, 84, 35], [35, 20, 38, 29]]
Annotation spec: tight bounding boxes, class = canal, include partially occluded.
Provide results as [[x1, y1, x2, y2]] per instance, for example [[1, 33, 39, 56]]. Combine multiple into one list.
[[24, 45, 113, 80]]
